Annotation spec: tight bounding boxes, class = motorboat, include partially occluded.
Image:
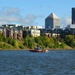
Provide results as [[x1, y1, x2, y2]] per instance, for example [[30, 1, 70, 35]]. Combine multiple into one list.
[[29, 46, 48, 52]]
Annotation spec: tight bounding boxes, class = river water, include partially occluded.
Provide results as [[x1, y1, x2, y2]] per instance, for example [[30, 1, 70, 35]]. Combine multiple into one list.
[[0, 50, 75, 75]]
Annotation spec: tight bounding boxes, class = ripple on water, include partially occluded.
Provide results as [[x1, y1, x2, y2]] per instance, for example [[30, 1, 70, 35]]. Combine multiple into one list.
[[0, 50, 75, 75]]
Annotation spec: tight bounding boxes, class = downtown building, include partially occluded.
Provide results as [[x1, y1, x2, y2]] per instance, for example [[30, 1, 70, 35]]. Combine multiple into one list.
[[45, 13, 60, 30], [70, 8, 75, 36], [72, 8, 75, 24]]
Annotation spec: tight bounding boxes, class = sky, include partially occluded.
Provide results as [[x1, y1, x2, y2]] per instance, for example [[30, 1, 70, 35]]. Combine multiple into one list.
[[0, 0, 75, 28]]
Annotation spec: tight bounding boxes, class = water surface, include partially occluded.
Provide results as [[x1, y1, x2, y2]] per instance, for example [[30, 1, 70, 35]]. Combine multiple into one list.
[[0, 50, 75, 75]]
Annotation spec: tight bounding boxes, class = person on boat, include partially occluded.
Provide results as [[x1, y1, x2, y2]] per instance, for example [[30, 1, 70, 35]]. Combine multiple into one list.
[[39, 46, 42, 50], [34, 46, 42, 50], [34, 46, 37, 50], [37, 46, 42, 50]]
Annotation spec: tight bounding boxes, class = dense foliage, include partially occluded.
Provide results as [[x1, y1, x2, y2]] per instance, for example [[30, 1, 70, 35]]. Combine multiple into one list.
[[64, 35, 75, 48], [23, 35, 34, 49], [0, 33, 75, 50]]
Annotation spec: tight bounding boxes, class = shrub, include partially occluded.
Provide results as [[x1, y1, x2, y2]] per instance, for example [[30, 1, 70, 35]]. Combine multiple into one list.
[[19, 45, 24, 49]]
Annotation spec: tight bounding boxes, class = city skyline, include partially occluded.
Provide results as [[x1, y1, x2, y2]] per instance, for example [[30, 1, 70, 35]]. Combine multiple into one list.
[[0, 0, 74, 28]]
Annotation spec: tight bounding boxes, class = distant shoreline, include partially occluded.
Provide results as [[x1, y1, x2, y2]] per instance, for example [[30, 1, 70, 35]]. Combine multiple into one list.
[[0, 48, 75, 51]]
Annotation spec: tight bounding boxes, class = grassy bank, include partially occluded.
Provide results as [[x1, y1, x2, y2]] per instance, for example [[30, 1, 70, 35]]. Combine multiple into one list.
[[0, 41, 73, 50], [0, 34, 75, 50]]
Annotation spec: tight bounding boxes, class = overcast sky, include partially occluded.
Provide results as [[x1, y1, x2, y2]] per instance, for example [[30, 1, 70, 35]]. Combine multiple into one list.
[[0, 0, 74, 28]]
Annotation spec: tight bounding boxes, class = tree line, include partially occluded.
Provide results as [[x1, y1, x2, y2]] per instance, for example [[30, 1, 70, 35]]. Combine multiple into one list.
[[0, 34, 75, 50]]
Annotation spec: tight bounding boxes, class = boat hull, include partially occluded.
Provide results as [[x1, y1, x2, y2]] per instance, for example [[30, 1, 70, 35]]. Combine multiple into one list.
[[29, 50, 45, 52]]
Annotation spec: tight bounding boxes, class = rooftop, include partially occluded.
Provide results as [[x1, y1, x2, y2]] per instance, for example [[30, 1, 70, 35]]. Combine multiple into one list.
[[46, 13, 59, 19]]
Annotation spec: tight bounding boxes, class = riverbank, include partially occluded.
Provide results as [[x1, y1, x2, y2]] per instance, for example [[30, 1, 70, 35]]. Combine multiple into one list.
[[0, 35, 75, 51], [0, 46, 74, 50], [0, 41, 74, 50]]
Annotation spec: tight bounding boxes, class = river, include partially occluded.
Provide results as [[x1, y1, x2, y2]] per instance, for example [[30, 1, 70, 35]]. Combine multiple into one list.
[[0, 50, 75, 75]]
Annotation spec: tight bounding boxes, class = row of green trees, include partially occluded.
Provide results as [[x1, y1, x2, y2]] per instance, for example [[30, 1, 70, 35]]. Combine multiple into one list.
[[0, 33, 75, 49], [23, 35, 66, 49]]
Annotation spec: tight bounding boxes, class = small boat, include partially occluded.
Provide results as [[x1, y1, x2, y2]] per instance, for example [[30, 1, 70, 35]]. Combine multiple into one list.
[[29, 46, 48, 52], [29, 49, 45, 52]]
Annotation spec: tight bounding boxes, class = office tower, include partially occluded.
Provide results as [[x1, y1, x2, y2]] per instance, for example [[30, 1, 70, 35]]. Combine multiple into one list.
[[45, 13, 60, 30], [72, 8, 75, 24]]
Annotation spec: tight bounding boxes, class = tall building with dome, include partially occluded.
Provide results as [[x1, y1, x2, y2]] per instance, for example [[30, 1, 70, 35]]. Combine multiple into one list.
[[45, 13, 60, 30]]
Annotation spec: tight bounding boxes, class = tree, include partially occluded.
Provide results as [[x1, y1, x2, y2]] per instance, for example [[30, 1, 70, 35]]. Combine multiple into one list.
[[0, 34, 5, 42], [64, 35, 75, 48], [24, 35, 34, 48]]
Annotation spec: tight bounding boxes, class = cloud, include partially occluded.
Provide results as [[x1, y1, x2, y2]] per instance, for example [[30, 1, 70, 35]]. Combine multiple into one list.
[[61, 17, 71, 28], [0, 7, 43, 26], [0, 8, 71, 28]]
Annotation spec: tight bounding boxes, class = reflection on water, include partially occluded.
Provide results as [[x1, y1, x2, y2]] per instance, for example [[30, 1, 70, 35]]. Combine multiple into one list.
[[0, 50, 75, 75]]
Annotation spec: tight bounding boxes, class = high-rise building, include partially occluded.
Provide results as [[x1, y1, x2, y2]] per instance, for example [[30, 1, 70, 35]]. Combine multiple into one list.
[[72, 8, 75, 24], [45, 13, 60, 30]]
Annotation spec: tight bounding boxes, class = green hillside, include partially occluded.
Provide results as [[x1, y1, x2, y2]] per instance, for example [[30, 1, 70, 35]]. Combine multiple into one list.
[[0, 34, 74, 50]]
